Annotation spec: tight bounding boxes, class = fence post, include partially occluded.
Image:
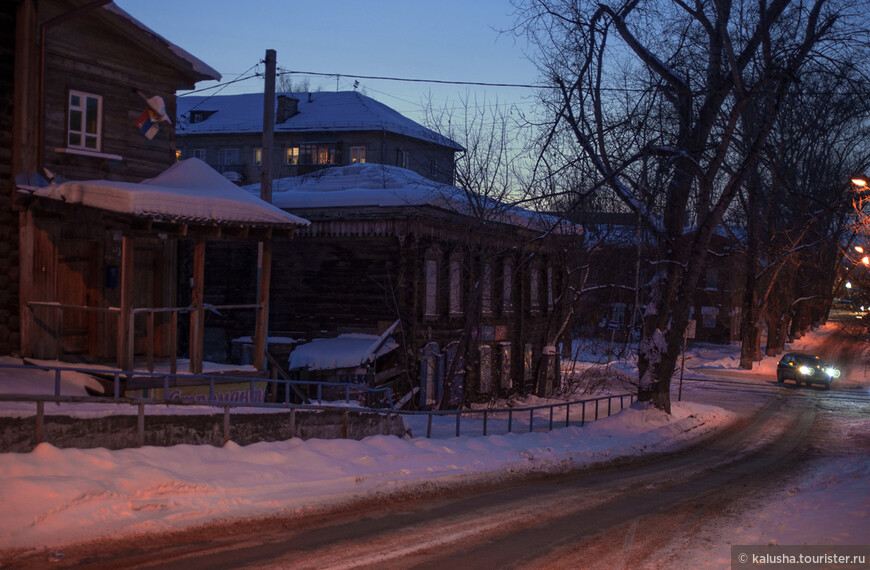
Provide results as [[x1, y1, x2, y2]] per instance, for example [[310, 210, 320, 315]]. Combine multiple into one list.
[[608, 397, 612, 417], [581, 401, 586, 427], [529, 409, 534, 433], [223, 405, 230, 444], [137, 403, 145, 447], [146, 311, 155, 373], [483, 411, 488, 436], [566, 403, 570, 427], [595, 399, 599, 420], [163, 375, 170, 401], [36, 400, 44, 445], [508, 410, 513, 433], [342, 410, 348, 439], [114, 372, 120, 398], [456, 412, 460, 437], [54, 369, 61, 397], [317, 384, 322, 404], [289, 408, 295, 439], [426, 414, 433, 438], [549, 407, 554, 431]]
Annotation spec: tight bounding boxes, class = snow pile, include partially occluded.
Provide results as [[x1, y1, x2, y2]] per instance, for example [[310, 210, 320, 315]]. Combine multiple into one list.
[[287, 333, 398, 370], [0, 400, 733, 550], [31, 158, 309, 227]]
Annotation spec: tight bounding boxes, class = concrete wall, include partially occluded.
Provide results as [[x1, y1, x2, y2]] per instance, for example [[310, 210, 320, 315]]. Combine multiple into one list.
[[0, 407, 409, 452]]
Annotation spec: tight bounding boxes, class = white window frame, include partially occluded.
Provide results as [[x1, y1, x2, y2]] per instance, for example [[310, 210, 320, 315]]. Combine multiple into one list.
[[67, 90, 102, 151], [285, 146, 299, 165]]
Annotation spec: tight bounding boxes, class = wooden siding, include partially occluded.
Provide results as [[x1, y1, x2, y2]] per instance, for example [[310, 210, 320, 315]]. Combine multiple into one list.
[[39, 2, 190, 182], [0, 3, 18, 355]]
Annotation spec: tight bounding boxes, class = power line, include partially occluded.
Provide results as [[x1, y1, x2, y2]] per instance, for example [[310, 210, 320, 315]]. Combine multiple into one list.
[[280, 69, 547, 90]]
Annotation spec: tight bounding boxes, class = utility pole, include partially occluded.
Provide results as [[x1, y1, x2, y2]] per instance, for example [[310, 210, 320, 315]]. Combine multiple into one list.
[[260, 49, 276, 203], [254, 49, 276, 373]]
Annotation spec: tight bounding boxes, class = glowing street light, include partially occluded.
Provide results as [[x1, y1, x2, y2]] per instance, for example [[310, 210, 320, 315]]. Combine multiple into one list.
[[853, 176, 869, 188], [863, 256, 869, 266], [846, 281, 852, 289], [856, 246, 865, 253]]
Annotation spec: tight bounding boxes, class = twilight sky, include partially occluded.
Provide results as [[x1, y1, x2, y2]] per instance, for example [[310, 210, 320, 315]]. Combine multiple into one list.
[[113, 0, 541, 125]]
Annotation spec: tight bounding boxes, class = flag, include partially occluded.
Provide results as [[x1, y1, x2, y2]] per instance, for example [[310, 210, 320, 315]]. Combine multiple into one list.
[[135, 108, 160, 139], [133, 93, 170, 140]]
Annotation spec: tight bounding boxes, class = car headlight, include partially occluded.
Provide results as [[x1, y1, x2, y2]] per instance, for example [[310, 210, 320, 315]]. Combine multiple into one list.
[[825, 367, 841, 378], [798, 365, 814, 375]]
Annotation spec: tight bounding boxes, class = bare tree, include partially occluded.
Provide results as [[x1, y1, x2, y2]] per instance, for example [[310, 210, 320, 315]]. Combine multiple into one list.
[[514, 0, 857, 412]]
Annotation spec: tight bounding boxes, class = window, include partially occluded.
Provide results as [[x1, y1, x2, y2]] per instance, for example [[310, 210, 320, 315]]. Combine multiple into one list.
[[222, 148, 240, 166], [612, 303, 626, 326], [449, 257, 462, 315], [701, 306, 719, 328], [705, 267, 719, 290], [174, 149, 182, 162], [500, 342, 512, 390], [503, 260, 514, 314], [481, 263, 492, 315], [530, 266, 541, 312], [430, 159, 439, 177], [425, 259, 438, 316], [192, 148, 207, 161], [287, 144, 338, 165], [397, 149, 409, 169], [67, 90, 102, 151], [285, 146, 299, 165], [350, 146, 366, 164], [253, 148, 262, 165]]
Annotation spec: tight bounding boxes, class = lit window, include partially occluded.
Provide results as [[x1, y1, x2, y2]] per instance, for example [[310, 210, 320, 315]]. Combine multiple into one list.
[[350, 146, 366, 164], [253, 148, 262, 165], [285, 146, 299, 165], [67, 90, 102, 151], [500, 342, 512, 390], [425, 259, 438, 316], [174, 149, 182, 162]]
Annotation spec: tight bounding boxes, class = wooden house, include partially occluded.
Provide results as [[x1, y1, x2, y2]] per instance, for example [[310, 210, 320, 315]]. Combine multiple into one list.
[[175, 91, 464, 186], [202, 164, 583, 407], [576, 213, 745, 344], [5, 1, 311, 374]]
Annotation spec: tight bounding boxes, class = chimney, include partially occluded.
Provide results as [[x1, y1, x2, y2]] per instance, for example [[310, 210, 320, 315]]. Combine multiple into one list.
[[276, 95, 299, 124]]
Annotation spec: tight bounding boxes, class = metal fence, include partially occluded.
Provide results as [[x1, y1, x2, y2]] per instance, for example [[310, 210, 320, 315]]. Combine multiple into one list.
[[0, 362, 635, 442]]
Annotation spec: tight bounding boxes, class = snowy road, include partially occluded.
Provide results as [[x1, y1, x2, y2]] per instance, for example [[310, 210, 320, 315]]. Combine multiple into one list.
[[41, 371, 866, 569]]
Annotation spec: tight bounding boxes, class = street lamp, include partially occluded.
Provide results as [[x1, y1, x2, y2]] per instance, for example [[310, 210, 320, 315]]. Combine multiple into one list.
[[852, 176, 868, 188]]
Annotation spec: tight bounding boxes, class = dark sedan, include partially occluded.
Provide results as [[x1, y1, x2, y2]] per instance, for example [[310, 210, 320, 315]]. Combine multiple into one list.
[[776, 352, 840, 389]]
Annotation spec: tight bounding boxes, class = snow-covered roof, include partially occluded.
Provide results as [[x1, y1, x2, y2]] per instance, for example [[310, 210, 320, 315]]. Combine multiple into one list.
[[28, 158, 309, 228], [287, 333, 398, 371], [176, 91, 463, 151], [102, 3, 221, 84], [243, 163, 579, 234]]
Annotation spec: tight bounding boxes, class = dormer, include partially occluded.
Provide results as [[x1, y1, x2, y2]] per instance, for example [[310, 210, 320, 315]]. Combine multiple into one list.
[[189, 110, 218, 124]]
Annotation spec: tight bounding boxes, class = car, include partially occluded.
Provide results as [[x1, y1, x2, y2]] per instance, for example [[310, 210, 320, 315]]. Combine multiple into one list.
[[776, 352, 840, 389]]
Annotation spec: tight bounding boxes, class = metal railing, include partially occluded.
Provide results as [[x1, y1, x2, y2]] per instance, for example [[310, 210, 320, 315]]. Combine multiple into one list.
[[0, 362, 635, 443]]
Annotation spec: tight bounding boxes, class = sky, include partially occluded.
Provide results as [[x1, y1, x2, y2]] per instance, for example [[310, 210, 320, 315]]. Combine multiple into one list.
[[113, 0, 541, 126], [1, 323, 868, 566]]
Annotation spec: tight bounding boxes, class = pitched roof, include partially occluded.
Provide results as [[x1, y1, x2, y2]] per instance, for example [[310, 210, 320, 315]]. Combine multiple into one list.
[[102, 3, 221, 86], [176, 91, 464, 151], [243, 163, 579, 235]]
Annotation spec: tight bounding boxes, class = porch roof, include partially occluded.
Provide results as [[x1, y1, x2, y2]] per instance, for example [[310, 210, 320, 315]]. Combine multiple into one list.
[[25, 158, 310, 230]]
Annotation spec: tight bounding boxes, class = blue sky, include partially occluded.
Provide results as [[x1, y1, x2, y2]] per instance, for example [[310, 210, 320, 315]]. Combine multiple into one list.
[[114, 0, 541, 124]]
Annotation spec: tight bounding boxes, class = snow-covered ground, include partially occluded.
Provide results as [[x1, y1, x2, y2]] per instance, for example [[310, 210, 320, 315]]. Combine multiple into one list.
[[0, 323, 867, 565]]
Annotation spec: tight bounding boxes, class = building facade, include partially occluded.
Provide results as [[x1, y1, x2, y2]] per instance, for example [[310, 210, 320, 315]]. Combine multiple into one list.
[[176, 91, 464, 187]]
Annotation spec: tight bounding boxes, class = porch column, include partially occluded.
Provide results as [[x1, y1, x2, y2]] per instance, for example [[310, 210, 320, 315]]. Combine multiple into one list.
[[118, 235, 134, 370], [189, 240, 205, 374], [253, 235, 272, 371]]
